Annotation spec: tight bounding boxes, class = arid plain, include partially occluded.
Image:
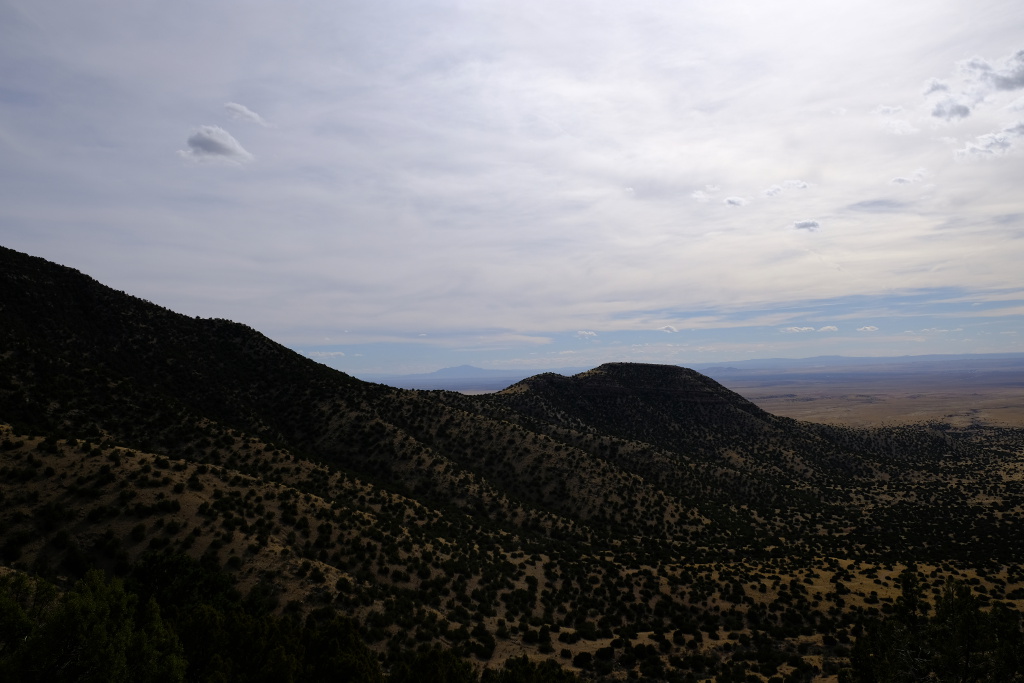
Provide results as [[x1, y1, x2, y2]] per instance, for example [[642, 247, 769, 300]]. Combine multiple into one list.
[[706, 356, 1024, 428]]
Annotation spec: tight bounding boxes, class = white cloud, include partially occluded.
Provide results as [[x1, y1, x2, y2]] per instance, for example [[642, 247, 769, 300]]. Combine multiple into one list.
[[954, 122, 1024, 159], [955, 132, 1012, 158], [928, 49, 1024, 124], [178, 125, 253, 163], [782, 326, 815, 333], [576, 330, 597, 337], [890, 168, 927, 185], [225, 102, 270, 126], [306, 350, 346, 357], [975, 49, 1024, 91], [857, 326, 879, 332], [932, 99, 971, 120], [724, 196, 747, 207], [763, 180, 806, 196], [691, 185, 719, 202], [793, 220, 820, 231], [658, 325, 677, 333], [816, 326, 838, 332]]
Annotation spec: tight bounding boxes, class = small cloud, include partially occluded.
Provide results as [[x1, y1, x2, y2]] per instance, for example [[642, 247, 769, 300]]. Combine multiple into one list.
[[691, 185, 719, 202], [890, 168, 928, 185], [857, 326, 879, 332], [847, 199, 908, 213], [225, 102, 270, 126], [658, 325, 678, 333], [876, 105, 904, 115], [576, 330, 597, 337], [763, 181, 806, 197], [179, 125, 253, 163], [306, 351, 346, 358], [932, 99, 971, 120], [782, 326, 815, 333], [724, 196, 747, 207], [956, 137, 1007, 158], [793, 220, 820, 231], [955, 121, 1024, 159], [923, 78, 949, 95], [816, 326, 838, 332]]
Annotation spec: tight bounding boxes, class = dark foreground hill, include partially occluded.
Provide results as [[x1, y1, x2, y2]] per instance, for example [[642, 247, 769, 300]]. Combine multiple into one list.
[[3, 244, 1024, 682]]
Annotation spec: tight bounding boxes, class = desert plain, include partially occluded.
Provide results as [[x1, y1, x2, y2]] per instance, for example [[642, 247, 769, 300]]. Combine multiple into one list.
[[706, 356, 1024, 428]]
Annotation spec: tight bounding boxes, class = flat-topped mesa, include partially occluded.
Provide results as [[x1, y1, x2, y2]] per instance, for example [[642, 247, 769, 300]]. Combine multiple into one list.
[[573, 362, 760, 403], [505, 362, 771, 415], [493, 362, 786, 453]]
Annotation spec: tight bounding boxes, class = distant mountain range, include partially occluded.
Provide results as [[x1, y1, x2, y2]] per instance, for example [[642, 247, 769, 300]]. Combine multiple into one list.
[[360, 353, 1024, 393], [357, 364, 592, 391], [3, 243, 1024, 681]]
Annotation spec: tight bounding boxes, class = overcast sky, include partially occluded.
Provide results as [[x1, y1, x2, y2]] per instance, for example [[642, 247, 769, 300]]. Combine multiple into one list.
[[3, 1, 1024, 375]]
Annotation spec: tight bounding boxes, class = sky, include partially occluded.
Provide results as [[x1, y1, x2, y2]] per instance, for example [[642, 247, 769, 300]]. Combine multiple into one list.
[[2, 0, 1024, 376]]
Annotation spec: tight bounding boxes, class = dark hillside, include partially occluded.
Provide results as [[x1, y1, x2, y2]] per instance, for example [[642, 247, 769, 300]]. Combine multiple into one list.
[[0, 245, 369, 445], [4, 244, 1024, 682]]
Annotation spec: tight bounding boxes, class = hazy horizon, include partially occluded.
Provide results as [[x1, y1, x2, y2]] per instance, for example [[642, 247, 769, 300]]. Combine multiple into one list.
[[355, 350, 1024, 383], [3, 1, 1023, 374]]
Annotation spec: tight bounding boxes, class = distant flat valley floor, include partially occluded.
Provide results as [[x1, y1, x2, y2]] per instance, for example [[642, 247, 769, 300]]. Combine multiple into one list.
[[704, 357, 1024, 428]]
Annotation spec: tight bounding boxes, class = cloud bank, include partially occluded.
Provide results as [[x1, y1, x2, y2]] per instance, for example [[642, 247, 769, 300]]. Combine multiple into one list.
[[2, 1, 1024, 373]]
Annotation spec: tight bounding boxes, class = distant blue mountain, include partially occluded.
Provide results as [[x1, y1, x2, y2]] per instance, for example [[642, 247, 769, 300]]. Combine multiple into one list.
[[358, 365, 591, 392], [421, 365, 521, 378]]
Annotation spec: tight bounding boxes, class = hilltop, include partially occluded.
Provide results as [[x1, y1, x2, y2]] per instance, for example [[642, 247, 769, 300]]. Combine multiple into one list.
[[3, 244, 1024, 682]]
